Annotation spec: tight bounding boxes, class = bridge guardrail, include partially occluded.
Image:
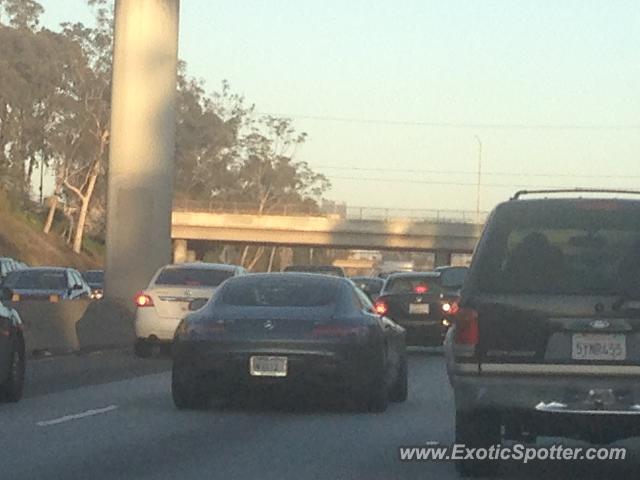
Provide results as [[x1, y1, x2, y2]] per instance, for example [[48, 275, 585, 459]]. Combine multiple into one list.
[[173, 200, 488, 224]]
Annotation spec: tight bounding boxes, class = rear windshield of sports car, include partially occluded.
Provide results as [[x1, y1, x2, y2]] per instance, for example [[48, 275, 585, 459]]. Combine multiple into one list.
[[155, 268, 234, 287], [220, 278, 339, 307], [475, 201, 640, 295]]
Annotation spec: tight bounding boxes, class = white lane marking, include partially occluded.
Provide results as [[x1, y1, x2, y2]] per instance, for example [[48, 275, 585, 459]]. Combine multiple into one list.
[[36, 405, 118, 427]]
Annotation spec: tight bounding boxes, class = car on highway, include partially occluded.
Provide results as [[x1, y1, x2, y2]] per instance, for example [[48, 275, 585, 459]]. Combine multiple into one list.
[[82, 269, 104, 299], [434, 265, 468, 296], [134, 262, 246, 357], [282, 265, 345, 277], [351, 276, 384, 301], [374, 272, 450, 346], [0, 300, 25, 402], [446, 189, 640, 476], [172, 273, 407, 412], [1, 267, 92, 301]]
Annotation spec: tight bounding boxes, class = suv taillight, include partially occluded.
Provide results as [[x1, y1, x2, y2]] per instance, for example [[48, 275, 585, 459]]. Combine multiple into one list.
[[454, 307, 479, 345]]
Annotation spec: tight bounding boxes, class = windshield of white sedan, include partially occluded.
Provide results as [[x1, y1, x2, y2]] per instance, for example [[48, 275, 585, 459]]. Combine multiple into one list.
[[220, 278, 338, 307], [4, 271, 67, 290], [478, 204, 640, 295], [155, 268, 234, 287]]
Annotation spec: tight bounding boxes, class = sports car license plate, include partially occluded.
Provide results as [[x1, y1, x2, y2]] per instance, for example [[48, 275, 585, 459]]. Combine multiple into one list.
[[249, 356, 288, 377], [409, 303, 430, 315], [572, 334, 626, 361]]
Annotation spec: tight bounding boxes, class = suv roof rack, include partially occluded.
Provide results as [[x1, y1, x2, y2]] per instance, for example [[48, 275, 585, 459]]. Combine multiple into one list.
[[511, 188, 640, 201]]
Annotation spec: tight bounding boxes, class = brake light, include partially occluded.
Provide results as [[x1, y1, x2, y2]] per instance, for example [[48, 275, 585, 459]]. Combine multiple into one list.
[[135, 292, 154, 307], [442, 301, 459, 315], [374, 300, 388, 316], [454, 307, 479, 345], [311, 324, 368, 338], [414, 285, 429, 294]]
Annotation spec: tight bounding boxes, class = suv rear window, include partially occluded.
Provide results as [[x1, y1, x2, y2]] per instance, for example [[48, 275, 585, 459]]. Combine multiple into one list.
[[220, 277, 339, 307], [476, 202, 640, 295], [155, 268, 234, 287]]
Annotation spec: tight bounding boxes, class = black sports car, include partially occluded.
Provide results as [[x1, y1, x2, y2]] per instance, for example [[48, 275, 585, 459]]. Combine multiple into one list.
[[0, 300, 25, 402], [172, 273, 407, 412]]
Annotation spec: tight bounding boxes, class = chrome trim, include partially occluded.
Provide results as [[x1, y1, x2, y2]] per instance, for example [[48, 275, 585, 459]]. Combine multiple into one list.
[[481, 363, 640, 376], [535, 401, 640, 416]]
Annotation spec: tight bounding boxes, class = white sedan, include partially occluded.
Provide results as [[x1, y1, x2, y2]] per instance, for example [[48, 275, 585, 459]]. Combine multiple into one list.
[[134, 262, 245, 357]]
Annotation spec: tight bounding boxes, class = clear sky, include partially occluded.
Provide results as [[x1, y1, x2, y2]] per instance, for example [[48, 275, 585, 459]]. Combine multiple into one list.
[[40, 0, 640, 213]]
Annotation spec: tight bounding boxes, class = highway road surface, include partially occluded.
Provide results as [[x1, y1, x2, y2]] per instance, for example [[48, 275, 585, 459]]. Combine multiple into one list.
[[2, 349, 639, 479]]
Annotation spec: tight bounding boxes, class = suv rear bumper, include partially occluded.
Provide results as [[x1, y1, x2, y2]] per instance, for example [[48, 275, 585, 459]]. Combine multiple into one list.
[[452, 367, 640, 415]]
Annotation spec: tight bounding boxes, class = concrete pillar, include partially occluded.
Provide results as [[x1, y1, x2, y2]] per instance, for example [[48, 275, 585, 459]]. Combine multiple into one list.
[[173, 239, 187, 263], [434, 251, 451, 267], [104, 0, 180, 304], [186, 250, 197, 263]]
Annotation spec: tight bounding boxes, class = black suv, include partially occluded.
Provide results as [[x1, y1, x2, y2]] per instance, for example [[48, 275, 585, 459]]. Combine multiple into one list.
[[445, 189, 640, 476]]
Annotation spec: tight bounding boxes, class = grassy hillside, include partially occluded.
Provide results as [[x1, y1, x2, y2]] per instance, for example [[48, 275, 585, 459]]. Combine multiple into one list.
[[0, 196, 103, 270]]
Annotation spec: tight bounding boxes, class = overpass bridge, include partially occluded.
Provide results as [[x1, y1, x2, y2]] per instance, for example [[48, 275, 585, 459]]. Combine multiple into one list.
[[171, 203, 486, 267]]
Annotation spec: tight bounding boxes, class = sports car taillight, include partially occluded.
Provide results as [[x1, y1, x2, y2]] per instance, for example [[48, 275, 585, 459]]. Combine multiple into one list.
[[454, 307, 479, 345]]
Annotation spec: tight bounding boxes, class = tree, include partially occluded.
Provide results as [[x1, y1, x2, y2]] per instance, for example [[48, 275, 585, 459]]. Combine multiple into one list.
[[229, 115, 330, 269], [0, 0, 44, 30], [174, 77, 243, 204], [46, 1, 113, 253], [0, 25, 70, 202]]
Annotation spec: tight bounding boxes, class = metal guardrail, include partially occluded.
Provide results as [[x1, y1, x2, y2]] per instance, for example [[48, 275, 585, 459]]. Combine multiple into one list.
[[173, 200, 488, 224]]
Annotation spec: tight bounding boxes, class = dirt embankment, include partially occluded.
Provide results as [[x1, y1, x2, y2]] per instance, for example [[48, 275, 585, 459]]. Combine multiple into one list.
[[0, 209, 102, 270]]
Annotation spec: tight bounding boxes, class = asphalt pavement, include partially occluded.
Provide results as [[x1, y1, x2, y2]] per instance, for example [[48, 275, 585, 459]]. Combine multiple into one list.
[[1, 348, 639, 479]]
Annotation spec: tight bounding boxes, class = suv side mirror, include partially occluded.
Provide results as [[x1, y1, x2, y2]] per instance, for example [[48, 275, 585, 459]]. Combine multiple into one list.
[[188, 298, 207, 311]]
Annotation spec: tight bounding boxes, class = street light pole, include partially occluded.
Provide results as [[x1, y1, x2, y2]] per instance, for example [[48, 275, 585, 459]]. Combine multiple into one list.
[[474, 135, 482, 221]]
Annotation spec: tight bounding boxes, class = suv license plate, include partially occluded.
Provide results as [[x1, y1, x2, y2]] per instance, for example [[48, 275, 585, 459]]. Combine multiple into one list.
[[409, 303, 430, 314], [572, 334, 626, 361], [249, 356, 288, 377]]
